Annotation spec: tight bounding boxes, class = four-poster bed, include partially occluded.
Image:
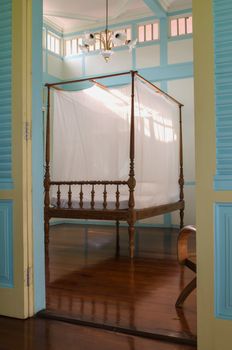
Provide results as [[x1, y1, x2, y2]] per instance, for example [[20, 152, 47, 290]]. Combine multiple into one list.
[[44, 70, 185, 259]]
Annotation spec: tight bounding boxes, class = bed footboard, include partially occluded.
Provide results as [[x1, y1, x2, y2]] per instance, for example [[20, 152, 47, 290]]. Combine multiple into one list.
[[49, 180, 129, 210]]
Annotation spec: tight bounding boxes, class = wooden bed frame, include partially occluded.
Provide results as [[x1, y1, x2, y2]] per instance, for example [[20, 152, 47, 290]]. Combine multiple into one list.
[[44, 70, 185, 259]]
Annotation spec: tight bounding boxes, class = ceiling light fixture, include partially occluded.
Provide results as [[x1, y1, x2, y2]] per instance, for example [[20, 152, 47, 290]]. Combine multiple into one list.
[[79, 0, 137, 62]]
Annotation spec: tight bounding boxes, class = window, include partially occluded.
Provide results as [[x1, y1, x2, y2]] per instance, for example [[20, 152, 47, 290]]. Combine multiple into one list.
[[138, 22, 159, 43], [64, 27, 132, 56], [47, 32, 61, 55], [65, 37, 83, 56], [170, 16, 192, 37]]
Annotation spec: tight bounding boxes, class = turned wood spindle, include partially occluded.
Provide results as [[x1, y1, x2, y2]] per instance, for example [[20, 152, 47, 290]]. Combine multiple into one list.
[[91, 185, 95, 209], [57, 185, 61, 207], [79, 184, 83, 208], [116, 185, 120, 209], [128, 71, 136, 259], [68, 185, 72, 208], [128, 71, 136, 211], [103, 185, 107, 209]]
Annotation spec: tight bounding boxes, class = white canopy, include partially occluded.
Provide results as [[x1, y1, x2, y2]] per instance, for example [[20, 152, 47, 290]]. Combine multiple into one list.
[[50, 77, 180, 209]]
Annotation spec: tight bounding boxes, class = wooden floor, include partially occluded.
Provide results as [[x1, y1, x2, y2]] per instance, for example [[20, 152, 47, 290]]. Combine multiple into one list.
[[0, 316, 196, 350], [43, 224, 196, 345]]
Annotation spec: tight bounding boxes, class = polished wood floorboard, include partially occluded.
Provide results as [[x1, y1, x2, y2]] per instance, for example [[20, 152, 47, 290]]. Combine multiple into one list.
[[0, 316, 196, 350], [45, 224, 196, 343]]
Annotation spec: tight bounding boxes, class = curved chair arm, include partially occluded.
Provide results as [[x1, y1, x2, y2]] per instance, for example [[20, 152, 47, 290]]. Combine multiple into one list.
[[177, 225, 196, 265]]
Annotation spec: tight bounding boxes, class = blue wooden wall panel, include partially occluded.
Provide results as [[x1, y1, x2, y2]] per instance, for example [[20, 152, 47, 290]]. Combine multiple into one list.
[[215, 203, 232, 319], [213, 0, 232, 190], [0, 200, 13, 288], [0, 0, 13, 189]]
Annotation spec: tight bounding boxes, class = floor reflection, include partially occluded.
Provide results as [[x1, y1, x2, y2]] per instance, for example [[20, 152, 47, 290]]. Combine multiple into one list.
[[46, 224, 196, 341]]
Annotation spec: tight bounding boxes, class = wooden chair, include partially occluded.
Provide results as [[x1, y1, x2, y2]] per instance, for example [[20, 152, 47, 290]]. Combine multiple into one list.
[[176, 225, 196, 308]]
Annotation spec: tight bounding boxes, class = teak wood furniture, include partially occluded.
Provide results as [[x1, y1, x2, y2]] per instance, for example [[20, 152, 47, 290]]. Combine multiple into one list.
[[176, 225, 196, 307], [44, 71, 185, 259]]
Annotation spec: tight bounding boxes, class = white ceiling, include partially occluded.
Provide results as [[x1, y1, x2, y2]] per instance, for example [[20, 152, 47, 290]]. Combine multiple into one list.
[[43, 0, 192, 33], [160, 0, 192, 11]]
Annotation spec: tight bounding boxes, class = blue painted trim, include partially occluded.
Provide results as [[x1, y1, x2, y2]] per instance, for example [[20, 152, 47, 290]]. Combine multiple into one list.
[[131, 23, 137, 70], [0, 200, 13, 288], [58, 62, 193, 88], [136, 40, 160, 48], [32, 0, 45, 312], [0, 179, 14, 190], [214, 176, 232, 191], [168, 34, 193, 42], [215, 203, 232, 320], [143, 0, 166, 18], [160, 17, 168, 67], [168, 9, 192, 17], [139, 62, 193, 81]]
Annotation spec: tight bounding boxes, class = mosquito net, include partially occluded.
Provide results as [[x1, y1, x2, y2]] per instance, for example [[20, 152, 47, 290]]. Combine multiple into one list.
[[50, 76, 180, 209]]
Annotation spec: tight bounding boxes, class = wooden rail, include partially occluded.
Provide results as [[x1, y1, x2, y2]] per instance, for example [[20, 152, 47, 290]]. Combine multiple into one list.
[[50, 181, 129, 210], [50, 180, 128, 186]]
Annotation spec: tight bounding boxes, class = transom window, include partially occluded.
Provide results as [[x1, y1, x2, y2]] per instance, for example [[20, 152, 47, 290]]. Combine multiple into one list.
[[170, 16, 192, 37], [65, 37, 83, 56], [47, 31, 61, 55], [138, 22, 159, 43]]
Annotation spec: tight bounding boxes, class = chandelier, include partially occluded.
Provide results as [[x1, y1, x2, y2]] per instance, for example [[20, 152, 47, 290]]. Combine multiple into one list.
[[79, 0, 137, 62]]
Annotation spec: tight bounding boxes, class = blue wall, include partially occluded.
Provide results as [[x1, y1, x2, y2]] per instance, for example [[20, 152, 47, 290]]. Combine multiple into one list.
[[213, 0, 232, 190], [215, 203, 232, 319], [0, 0, 14, 290], [213, 0, 232, 321], [0, 0, 13, 190], [0, 200, 13, 288]]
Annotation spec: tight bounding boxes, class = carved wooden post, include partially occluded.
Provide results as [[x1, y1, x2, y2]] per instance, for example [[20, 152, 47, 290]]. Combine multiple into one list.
[[44, 86, 51, 246], [128, 71, 136, 259], [179, 105, 184, 228]]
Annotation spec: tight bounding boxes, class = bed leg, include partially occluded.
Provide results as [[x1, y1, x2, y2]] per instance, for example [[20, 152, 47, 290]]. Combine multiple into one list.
[[180, 209, 184, 229], [128, 223, 135, 259], [116, 220, 120, 256], [44, 216, 50, 246]]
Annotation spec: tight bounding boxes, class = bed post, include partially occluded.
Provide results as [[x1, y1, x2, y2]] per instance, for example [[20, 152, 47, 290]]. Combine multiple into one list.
[[179, 105, 184, 228], [44, 86, 51, 246], [128, 71, 136, 259]]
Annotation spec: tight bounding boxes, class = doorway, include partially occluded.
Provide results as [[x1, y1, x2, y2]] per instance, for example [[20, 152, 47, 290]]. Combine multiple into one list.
[[33, 0, 197, 347]]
